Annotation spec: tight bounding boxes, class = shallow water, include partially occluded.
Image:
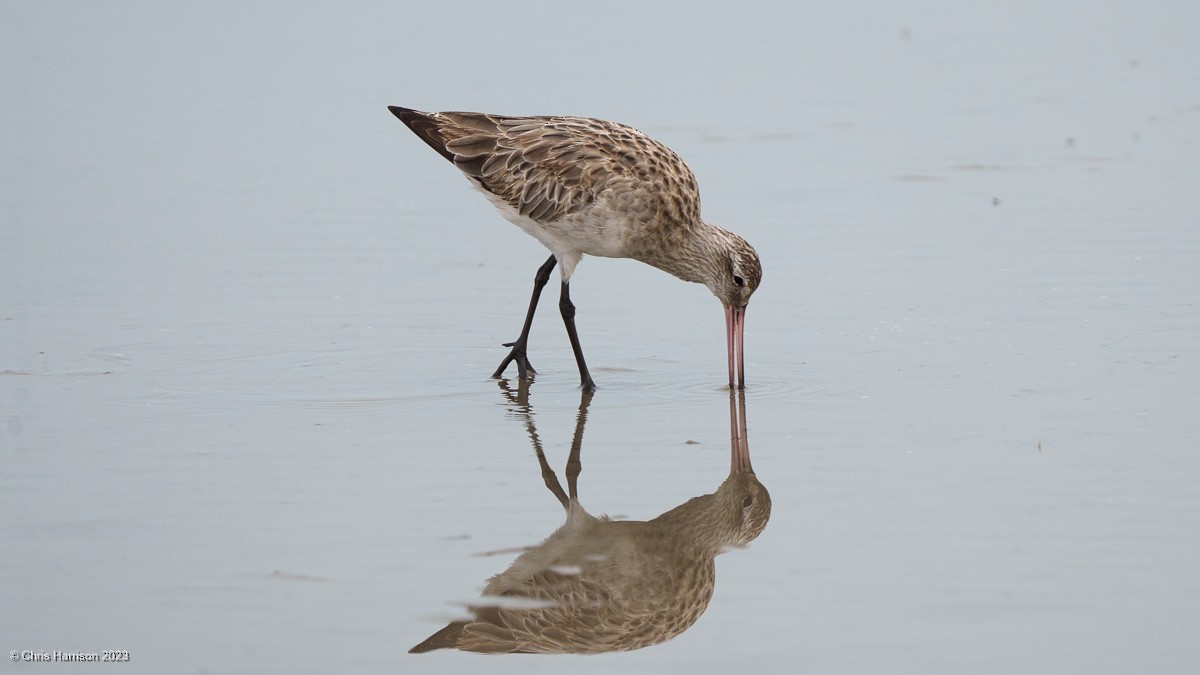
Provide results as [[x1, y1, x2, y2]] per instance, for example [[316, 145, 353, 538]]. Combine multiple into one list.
[[4, 2, 1199, 673]]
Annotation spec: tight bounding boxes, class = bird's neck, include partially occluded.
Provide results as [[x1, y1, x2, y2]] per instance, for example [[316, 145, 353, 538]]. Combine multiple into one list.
[[632, 219, 734, 287], [649, 491, 739, 555]]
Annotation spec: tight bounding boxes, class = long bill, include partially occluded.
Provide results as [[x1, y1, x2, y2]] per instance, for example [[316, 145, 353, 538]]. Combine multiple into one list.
[[729, 387, 752, 473], [724, 305, 747, 390]]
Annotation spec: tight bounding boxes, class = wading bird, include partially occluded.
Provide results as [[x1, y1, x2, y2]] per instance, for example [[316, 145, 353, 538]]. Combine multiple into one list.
[[388, 107, 761, 389]]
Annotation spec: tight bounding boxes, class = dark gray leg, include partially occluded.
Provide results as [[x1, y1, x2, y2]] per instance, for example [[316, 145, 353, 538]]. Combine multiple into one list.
[[492, 254, 557, 380], [559, 280, 596, 391]]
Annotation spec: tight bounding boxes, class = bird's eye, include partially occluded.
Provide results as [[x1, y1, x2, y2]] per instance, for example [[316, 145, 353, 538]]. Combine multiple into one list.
[[733, 275, 745, 287], [742, 495, 753, 508]]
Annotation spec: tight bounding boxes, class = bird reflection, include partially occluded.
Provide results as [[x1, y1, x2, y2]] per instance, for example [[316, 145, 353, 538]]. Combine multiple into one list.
[[410, 382, 770, 654]]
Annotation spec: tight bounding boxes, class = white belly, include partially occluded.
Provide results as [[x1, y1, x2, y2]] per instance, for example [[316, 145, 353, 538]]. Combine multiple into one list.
[[476, 186, 628, 279]]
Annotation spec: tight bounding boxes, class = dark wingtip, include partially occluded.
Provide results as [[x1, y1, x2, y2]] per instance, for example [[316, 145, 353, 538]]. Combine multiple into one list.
[[387, 105, 456, 164], [408, 634, 443, 654], [387, 105, 419, 123], [408, 620, 467, 654], [408, 642, 436, 654]]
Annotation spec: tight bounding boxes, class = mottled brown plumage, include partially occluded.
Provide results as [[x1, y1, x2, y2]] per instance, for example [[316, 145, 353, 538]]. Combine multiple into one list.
[[410, 383, 769, 654], [388, 106, 761, 389]]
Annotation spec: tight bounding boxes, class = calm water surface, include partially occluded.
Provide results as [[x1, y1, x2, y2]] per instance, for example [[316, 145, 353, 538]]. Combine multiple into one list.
[[3, 2, 1199, 673]]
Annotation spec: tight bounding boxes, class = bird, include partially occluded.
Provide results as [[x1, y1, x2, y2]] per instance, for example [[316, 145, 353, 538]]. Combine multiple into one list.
[[409, 382, 770, 654], [387, 106, 762, 390]]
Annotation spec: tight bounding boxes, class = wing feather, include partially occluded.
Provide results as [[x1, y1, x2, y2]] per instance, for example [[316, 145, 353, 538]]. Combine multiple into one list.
[[391, 108, 701, 226]]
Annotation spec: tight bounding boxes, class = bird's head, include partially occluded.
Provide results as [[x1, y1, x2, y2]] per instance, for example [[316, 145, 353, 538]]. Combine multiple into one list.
[[718, 471, 772, 548], [705, 231, 760, 389], [708, 236, 762, 310]]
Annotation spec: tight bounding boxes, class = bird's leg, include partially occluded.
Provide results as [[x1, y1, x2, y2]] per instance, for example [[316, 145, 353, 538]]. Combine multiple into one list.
[[565, 387, 593, 502], [558, 280, 596, 391], [493, 254, 557, 381], [498, 378, 569, 508]]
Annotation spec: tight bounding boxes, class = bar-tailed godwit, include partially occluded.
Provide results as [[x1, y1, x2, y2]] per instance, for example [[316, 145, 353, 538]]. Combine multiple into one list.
[[388, 106, 761, 389], [409, 382, 769, 653]]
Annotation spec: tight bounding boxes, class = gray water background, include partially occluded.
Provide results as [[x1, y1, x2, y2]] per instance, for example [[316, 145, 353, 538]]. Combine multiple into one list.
[[3, 2, 1198, 673]]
